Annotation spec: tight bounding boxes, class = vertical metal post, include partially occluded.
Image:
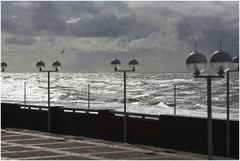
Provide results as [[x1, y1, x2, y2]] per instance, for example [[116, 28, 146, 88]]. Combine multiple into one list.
[[123, 71, 127, 142], [88, 84, 90, 109], [174, 85, 176, 115], [47, 71, 51, 132], [24, 82, 26, 105], [207, 76, 213, 160], [226, 70, 230, 157]]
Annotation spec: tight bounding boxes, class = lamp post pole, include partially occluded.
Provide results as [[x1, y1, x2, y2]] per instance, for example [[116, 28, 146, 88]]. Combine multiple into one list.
[[111, 58, 139, 142], [207, 76, 213, 160], [226, 70, 238, 157], [194, 74, 223, 160], [226, 56, 238, 157], [123, 70, 127, 141], [115, 69, 134, 142], [226, 70, 230, 157], [186, 41, 232, 160], [41, 70, 58, 132], [36, 60, 61, 132]]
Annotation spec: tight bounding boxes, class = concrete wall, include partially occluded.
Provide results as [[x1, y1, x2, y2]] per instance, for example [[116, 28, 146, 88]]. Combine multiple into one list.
[[1, 103, 239, 158]]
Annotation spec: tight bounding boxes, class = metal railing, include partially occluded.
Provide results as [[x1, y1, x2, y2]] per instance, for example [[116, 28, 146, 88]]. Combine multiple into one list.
[[15, 103, 160, 120], [109, 111, 159, 120]]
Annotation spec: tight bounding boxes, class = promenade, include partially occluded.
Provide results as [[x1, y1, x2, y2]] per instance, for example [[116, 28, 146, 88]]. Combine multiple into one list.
[[1, 128, 232, 160]]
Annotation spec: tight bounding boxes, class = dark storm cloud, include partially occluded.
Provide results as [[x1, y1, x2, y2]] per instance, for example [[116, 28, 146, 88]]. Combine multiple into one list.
[[176, 16, 239, 56], [4, 36, 36, 46], [1, 1, 239, 72], [31, 2, 67, 35], [67, 1, 100, 15], [1, 1, 154, 39], [68, 13, 155, 39]]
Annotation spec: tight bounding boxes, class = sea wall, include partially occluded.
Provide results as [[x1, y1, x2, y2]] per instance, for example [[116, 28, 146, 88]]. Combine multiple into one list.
[[1, 103, 239, 158]]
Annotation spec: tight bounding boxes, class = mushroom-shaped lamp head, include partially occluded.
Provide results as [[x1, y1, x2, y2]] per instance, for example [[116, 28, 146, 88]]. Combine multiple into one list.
[[52, 60, 61, 71], [186, 51, 207, 77], [210, 49, 232, 76], [36, 60, 45, 72], [232, 56, 239, 71], [128, 58, 139, 71], [111, 58, 121, 71], [1, 61, 8, 72]]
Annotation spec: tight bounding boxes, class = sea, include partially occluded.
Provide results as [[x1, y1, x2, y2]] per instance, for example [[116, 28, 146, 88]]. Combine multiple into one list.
[[1, 72, 239, 120]]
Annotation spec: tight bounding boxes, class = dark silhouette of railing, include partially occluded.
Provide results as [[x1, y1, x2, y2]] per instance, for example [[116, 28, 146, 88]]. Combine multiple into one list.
[[1, 103, 239, 159]]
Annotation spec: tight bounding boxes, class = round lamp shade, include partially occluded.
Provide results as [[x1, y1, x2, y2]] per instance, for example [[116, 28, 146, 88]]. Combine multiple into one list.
[[36, 60, 45, 71], [232, 56, 239, 70], [186, 51, 207, 75], [129, 58, 139, 71], [1, 61, 8, 72], [52, 60, 61, 71], [210, 49, 232, 75], [111, 58, 121, 70]]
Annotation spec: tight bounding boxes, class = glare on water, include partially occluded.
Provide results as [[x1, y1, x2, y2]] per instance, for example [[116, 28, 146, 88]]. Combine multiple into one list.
[[1, 72, 239, 120]]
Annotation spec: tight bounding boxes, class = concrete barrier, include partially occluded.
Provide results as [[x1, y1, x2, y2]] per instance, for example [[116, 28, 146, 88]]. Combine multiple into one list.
[[1, 103, 239, 158]]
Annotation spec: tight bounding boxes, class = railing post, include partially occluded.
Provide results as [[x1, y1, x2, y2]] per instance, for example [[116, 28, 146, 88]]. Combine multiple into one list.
[[88, 84, 90, 109], [48, 106, 62, 132], [174, 85, 176, 115], [98, 109, 111, 139], [24, 82, 26, 105]]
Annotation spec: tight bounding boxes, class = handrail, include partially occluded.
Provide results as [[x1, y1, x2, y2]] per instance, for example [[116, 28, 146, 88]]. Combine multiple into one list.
[[110, 111, 159, 119], [13, 103, 159, 119], [17, 104, 64, 110], [60, 107, 99, 113]]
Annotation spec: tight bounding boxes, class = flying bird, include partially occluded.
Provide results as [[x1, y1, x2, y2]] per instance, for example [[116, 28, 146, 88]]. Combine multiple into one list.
[[60, 49, 65, 55]]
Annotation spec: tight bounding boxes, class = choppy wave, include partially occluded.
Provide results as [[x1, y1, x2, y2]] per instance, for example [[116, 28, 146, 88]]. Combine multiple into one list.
[[1, 72, 239, 120]]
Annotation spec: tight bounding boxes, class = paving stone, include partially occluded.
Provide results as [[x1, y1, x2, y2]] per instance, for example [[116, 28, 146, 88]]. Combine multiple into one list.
[[2, 146, 31, 152], [10, 138, 64, 145], [32, 155, 91, 160], [2, 150, 59, 159], [38, 142, 95, 149], [94, 151, 161, 159], [64, 148, 94, 154], [86, 146, 125, 153], [1, 132, 20, 136], [2, 135, 39, 140], [1, 143, 10, 147]]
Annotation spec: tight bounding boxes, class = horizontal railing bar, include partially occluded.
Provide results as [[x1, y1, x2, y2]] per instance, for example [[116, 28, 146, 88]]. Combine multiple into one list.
[[110, 111, 159, 119], [17, 104, 63, 108], [60, 107, 99, 113], [16, 103, 159, 119]]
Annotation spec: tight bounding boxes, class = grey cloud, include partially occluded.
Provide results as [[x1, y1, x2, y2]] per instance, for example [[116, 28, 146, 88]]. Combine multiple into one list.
[[68, 13, 156, 39], [1, 1, 239, 72], [176, 16, 239, 56], [31, 2, 67, 35], [4, 36, 36, 46], [1, 1, 154, 40]]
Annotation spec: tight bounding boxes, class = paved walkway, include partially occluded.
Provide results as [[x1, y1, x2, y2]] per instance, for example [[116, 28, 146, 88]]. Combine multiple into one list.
[[1, 128, 232, 160]]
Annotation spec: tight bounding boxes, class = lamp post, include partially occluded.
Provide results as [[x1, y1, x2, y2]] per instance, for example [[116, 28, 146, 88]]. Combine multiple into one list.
[[226, 56, 239, 157], [110, 58, 139, 142], [1, 61, 8, 72], [36, 59, 61, 132], [186, 42, 232, 160]]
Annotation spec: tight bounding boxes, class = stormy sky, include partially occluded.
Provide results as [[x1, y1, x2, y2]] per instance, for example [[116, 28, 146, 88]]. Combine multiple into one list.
[[1, 1, 239, 72]]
